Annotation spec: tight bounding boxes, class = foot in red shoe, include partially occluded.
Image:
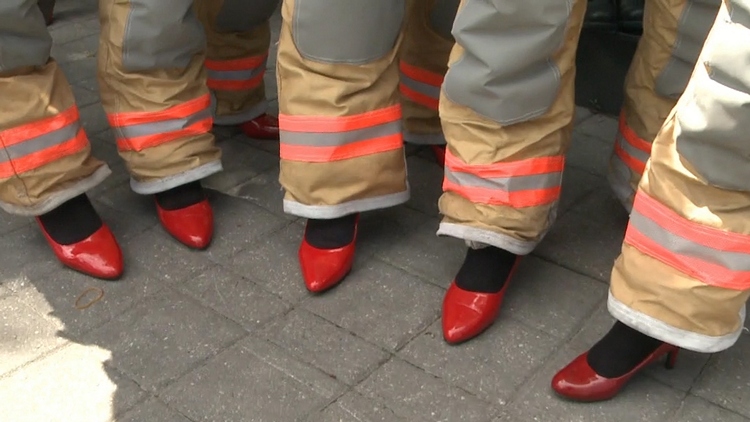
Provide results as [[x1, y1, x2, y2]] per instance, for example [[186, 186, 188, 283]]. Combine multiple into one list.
[[442, 246, 520, 344], [154, 182, 213, 249], [431, 145, 446, 167], [239, 114, 279, 140], [551, 322, 679, 402], [37, 194, 123, 280], [298, 214, 359, 293]]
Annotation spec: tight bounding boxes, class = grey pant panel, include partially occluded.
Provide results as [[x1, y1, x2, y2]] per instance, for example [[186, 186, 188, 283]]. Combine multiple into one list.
[[429, 0, 460, 41], [121, 0, 206, 71], [293, 0, 406, 64], [443, 0, 572, 126], [654, 0, 721, 99], [675, 0, 750, 192], [0, 0, 52, 71], [216, 0, 280, 32]]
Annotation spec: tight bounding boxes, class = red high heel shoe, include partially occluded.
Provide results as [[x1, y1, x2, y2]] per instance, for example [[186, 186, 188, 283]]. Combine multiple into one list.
[[442, 258, 520, 344], [551, 342, 679, 402], [239, 114, 279, 140], [37, 219, 123, 280], [156, 199, 213, 250], [298, 216, 359, 293], [431, 145, 446, 167]]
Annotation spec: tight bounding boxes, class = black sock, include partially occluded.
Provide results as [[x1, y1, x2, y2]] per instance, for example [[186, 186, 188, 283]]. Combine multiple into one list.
[[304, 214, 358, 249], [38, 194, 102, 245], [454, 246, 518, 293], [154, 181, 205, 211], [587, 321, 663, 378]]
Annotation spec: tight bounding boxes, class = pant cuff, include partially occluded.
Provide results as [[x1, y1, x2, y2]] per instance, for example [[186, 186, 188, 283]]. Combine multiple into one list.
[[130, 160, 223, 195], [437, 222, 537, 255], [283, 188, 410, 219]]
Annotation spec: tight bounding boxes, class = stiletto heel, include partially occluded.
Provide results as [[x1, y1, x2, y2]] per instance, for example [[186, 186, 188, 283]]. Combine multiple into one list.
[[665, 348, 679, 370]]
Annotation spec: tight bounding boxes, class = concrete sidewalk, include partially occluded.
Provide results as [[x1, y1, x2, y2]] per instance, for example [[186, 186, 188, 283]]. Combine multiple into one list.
[[1, 1, 748, 421]]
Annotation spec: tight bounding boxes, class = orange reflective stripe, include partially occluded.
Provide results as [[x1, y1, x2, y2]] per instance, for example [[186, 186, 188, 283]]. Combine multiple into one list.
[[0, 129, 88, 178], [399, 61, 444, 87], [280, 133, 403, 163], [619, 111, 652, 153], [399, 61, 443, 110], [279, 104, 402, 133], [0, 106, 79, 147], [204, 55, 267, 72], [205, 54, 267, 91], [108, 94, 213, 152], [625, 192, 750, 290], [400, 83, 439, 110], [445, 150, 565, 177], [614, 140, 647, 174]]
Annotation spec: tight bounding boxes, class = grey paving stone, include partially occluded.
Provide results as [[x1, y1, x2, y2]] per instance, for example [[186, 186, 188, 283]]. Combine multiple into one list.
[[503, 256, 607, 339], [534, 189, 628, 282], [49, 16, 100, 45], [0, 343, 147, 422], [223, 166, 295, 220], [114, 398, 191, 422], [400, 317, 558, 405], [558, 166, 606, 215], [574, 106, 594, 124], [355, 205, 432, 262], [404, 155, 444, 217], [565, 132, 615, 178], [96, 202, 156, 243], [176, 265, 290, 331], [356, 358, 497, 422], [261, 308, 389, 385], [201, 191, 289, 264], [72, 83, 101, 107], [692, 331, 750, 417], [87, 165, 131, 202], [90, 129, 125, 163], [373, 216, 464, 289], [201, 137, 278, 193], [0, 296, 67, 376], [74, 76, 101, 94], [302, 259, 443, 351], [79, 102, 111, 136], [51, 33, 99, 64], [84, 287, 246, 391], [0, 225, 61, 286], [0, 212, 30, 235], [573, 113, 619, 143], [305, 391, 408, 422], [94, 182, 159, 226], [161, 336, 345, 422], [671, 395, 750, 422], [58, 55, 97, 84]]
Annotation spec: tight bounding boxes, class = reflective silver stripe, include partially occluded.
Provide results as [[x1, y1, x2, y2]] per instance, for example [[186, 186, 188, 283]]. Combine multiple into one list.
[[280, 120, 402, 147], [444, 167, 561, 192], [206, 65, 265, 82], [400, 72, 440, 99], [0, 122, 80, 163], [630, 209, 750, 272], [616, 133, 650, 164], [113, 108, 212, 141]]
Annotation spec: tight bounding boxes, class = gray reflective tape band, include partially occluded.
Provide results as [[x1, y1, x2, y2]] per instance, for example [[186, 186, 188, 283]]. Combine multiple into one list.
[[655, 0, 721, 98], [444, 168, 561, 192], [400, 72, 440, 99], [114, 108, 212, 140], [0, 122, 80, 162], [630, 209, 750, 272], [206, 65, 265, 82], [616, 133, 650, 164], [280, 120, 401, 147]]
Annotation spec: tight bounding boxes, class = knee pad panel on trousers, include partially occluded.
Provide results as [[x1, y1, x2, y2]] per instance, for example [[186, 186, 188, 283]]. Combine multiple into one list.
[[675, 3, 750, 192], [121, 0, 205, 72], [293, 0, 405, 64], [0, 0, 52, 71], [654, 0, 720, 99], [428, 0, 460, 40], [443, 0, 570, 126], [216, 0, 279, 32]]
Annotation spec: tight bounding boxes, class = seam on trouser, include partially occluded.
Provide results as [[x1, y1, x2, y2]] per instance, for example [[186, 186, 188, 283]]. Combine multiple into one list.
[[283, 188, 410, 219], [130, 160, 222, 194], [0, 165, 111, 216]]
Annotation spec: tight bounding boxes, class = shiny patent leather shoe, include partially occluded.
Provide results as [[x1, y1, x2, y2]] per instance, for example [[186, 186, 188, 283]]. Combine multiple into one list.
[[442, 258, 520, 344], [37, 219, 123, 280], [551, 342, 679, 402], [239, 114, 280, 140], [298, 216, 359, 293], [156, 199, 213, 250], [431, 145, 446, 167]]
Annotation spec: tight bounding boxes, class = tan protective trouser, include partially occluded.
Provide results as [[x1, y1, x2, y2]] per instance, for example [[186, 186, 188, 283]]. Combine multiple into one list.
[[98, 0, 222, 195], [194, 0, 280, 125], [608, 0, 720, 211], [609, 0, 750, 353], [0, 0, 111, 216], [437, 0, 587, 254], [277, 0, 457, 219]]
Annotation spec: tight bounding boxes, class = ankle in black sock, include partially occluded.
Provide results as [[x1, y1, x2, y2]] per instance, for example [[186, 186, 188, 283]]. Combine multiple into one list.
[[454, 246, 518, 293], [304, 214, 358, 249], [155, 181, 205, 211], [586, 321, 663, 378], [38, 194, 102, 245]]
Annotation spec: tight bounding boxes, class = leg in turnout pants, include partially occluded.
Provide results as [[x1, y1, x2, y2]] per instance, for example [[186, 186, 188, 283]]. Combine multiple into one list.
[[553, 0, 750, 402], [0, 0, 122, 279], [437, 0, 588, 344], [194, 0, 282, 141], [98, 0, 223, 250]]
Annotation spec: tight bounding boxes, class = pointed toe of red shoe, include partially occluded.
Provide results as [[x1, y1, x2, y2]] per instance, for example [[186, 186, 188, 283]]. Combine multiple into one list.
[[551, 352, 611, 402], [240, 114, 279, 140], [441, 282, 506, 344], [39, 222, 123, 280], [298, 238, 355, 293], [156, 199, 213, 249]]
